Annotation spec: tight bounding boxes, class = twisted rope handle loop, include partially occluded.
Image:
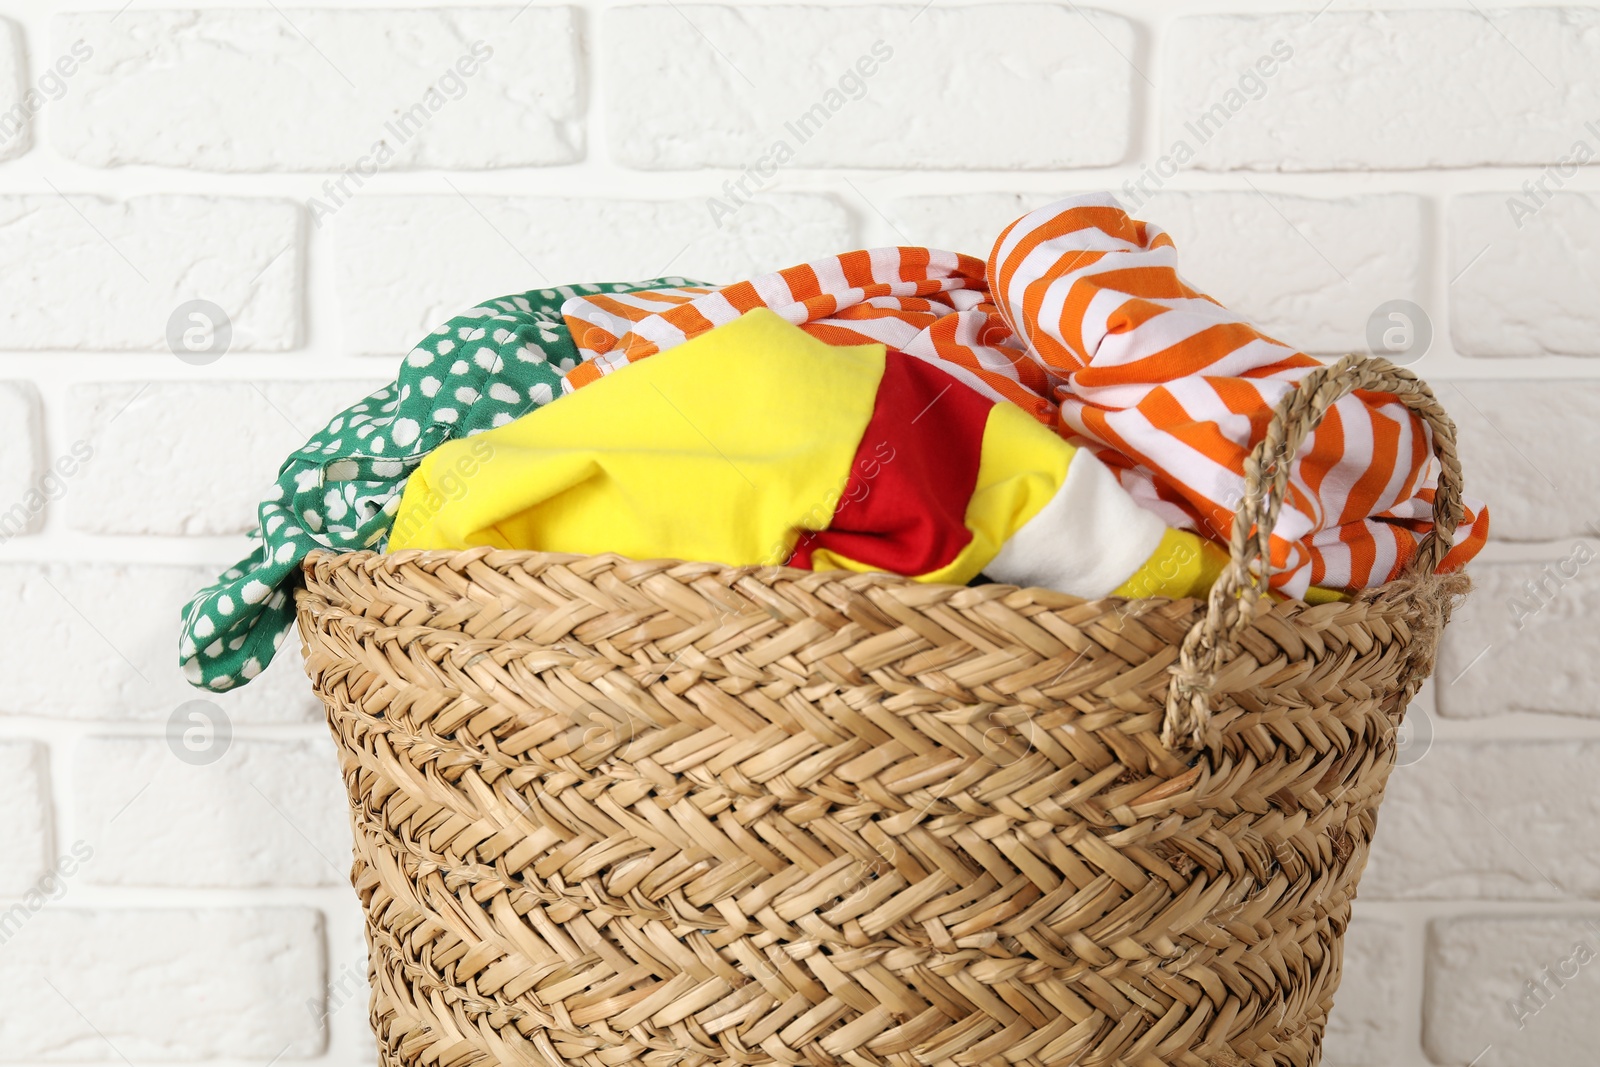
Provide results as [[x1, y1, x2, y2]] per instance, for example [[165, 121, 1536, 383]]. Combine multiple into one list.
[[1161, 353, 1466, 747]]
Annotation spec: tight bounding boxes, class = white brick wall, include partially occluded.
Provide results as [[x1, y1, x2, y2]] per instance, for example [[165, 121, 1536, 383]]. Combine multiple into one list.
[[0, 741, 51, 896], [2, 5, 1597, 1067], [331, 194, 854, 353], [0, 908, 325, 1059], [0, 19, 30, 162], [604, 5, 1135, 169], [1364, 741, 1600, 898], [74, 736, 349, 887], [1426, 915, 1600, 1067], [69, 380, 385, 534], [55, 9, 582, 170], [0, 383, 42, 536], [1451, 191, 1600, 357], [1167, 10, 1600, 170], [0, 195, 301, 350]]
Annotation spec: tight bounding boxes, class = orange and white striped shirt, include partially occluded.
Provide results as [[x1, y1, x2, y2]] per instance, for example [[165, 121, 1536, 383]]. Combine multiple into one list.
[[557, 193, 1487, 596]]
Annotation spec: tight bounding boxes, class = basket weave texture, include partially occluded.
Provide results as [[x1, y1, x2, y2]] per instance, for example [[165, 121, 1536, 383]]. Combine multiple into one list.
[[296, 354, 1469, 1067]]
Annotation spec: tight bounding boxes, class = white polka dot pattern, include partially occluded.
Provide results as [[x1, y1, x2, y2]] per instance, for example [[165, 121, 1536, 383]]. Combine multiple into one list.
[[180, 279, 703, 691]]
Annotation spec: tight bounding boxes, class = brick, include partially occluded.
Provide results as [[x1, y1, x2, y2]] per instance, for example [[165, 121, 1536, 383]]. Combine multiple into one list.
[[54, 8, 580, 170], [893, 191, 1424, 355], [605, 5, 1134, 170], [1167, 10, 1600, 171], [0, 382, 42, 538], [1321, 911, 1406, 1067], [0, 195, 298, 350], [0, 908, 324, 1058], [75, 737, 348, 888], [0, 19, 29, 160], [1426, 915, 1600, 1067], [1447, 381, 1600, 541], [331, 194, 853, 354], [1363, 741, 1600, 898], [68, 380, 385, 536], [1149, 192, 1427, 356], [0, 562, 323, 723], [1436, 559, 1600, 720], [0, 742, 51, 896], [1451, 192, 1600, 357]]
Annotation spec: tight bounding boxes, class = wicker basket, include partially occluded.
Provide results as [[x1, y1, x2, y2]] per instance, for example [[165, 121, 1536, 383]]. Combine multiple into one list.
[[296, 353, 1469, 1067]]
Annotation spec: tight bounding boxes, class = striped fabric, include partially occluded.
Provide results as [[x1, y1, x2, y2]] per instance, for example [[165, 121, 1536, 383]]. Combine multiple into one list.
[[559, 193, 1488, 595]]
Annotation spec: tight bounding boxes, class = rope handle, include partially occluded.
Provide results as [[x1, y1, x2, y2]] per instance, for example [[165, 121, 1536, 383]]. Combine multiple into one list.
[[1162, 352, 1466, 746]]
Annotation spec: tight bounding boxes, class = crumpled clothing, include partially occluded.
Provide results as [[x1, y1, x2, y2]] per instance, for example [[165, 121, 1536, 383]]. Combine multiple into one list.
[[386, 306, 1236, 602], [558, 193, 1489, 596], [186, 192, 1489, 693], [180, 278, 703, 691]]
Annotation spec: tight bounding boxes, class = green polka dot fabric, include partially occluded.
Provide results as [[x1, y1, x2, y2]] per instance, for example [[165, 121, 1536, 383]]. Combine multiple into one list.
[[180, 278, 703, 692]]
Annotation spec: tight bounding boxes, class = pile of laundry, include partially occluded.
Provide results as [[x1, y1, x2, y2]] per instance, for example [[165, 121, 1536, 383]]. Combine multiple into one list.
[[180, 193, 1489, 692]]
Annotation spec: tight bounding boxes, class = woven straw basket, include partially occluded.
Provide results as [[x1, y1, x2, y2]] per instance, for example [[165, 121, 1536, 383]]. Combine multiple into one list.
[[296, 353, 1469, 1067]]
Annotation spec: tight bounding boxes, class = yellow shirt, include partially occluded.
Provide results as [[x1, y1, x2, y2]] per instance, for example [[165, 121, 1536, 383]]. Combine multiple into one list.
[[390, 308, 1261, 603]]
